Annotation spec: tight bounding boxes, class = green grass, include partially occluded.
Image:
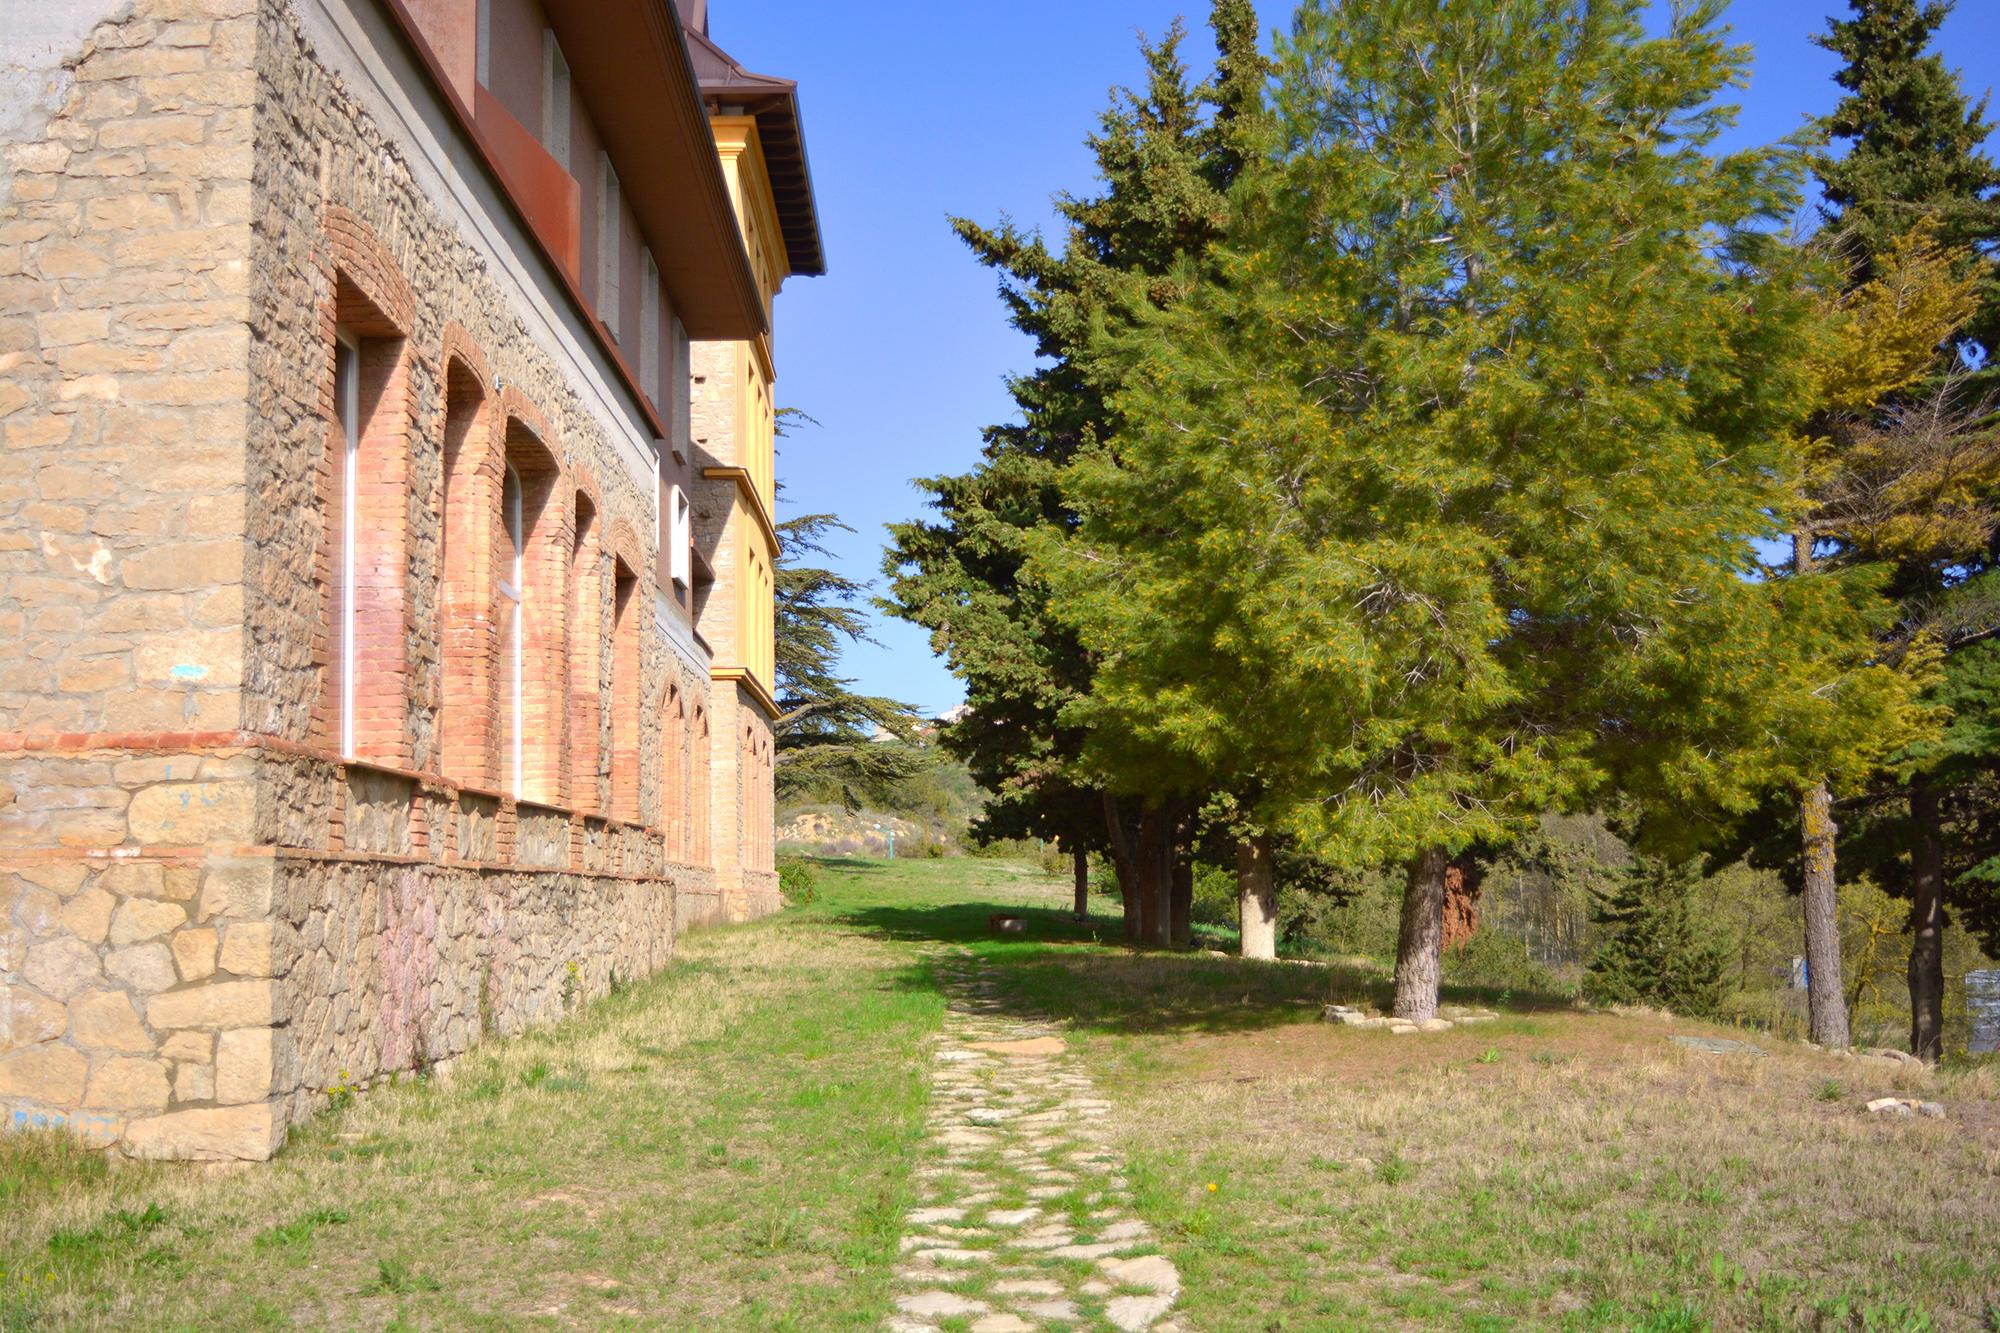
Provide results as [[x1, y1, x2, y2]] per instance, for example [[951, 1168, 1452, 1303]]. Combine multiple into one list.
[[7, 855, 1995, 1331], [0, 858, 1067, 1331]]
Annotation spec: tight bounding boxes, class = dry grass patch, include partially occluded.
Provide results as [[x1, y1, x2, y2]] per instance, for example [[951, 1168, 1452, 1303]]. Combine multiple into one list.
[[1033, 954, 2000, 1331], [0, 908, 945, 1331]]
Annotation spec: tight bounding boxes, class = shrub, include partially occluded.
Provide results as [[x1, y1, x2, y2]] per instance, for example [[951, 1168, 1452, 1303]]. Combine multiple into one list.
[[1278, 864, 1402, 959], [1584, 856, 1730, 1019], [1444, 928, 1567, 996], [1191, 861, 1236, 927], [776, 856, 819, 907]]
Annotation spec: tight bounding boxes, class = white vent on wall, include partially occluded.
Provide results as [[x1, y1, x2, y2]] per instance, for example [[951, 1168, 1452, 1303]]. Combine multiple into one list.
[[476, 0, 491, 86], [599, 153, 621, 340], [641, 249, 661, 404], [670, 485, 692, 589], [541, 31, 571, 170]]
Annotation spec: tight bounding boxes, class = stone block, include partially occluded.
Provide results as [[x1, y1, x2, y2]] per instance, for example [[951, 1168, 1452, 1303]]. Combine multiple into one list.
[[171, 927, 217, 981], [122, 1101, 280, 1161], [194, 859, 271, 921], [173, 1060, 213, 1100], [0, 1043, 87, 1105], [23, 937, 102, 999], [70, 989, 151, 1053], [215, 1025, 275, 1102], [146, 978, 274, 1030], [159, 1030, 211, 1063], [119, 540, 240, 591], [3, 983, 69, 1051], [126, 781, 255, 844], [84, 1056, 171, 1113], [134, 628, 242, 688], [104, 943, 177, 993], [109, 897, 187, 946], [216, 920, 280, 977], [94, 862, 165, 898], [18, 864, 88, 896]]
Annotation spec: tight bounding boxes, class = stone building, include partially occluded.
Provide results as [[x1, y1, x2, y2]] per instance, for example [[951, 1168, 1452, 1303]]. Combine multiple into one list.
[[0, 0, 819, 1159]]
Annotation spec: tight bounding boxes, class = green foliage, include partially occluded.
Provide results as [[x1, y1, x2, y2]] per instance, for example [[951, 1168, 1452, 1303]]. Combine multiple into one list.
[[776, 855, 819, 907], [1278, 864, 1402, 960], [1813, 0, 2000, 386], [772, 462, 925, 809], [1039, 0, 1909, 884], [882, 2, 1268, 851], [1585, 857, 1733, 1019], [1190, 860, 1236, 928], [1442, 929, 1567, 998]]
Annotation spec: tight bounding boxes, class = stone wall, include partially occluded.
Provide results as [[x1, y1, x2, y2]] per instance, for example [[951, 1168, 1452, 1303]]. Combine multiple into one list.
[[1, 0, 730, 1161]]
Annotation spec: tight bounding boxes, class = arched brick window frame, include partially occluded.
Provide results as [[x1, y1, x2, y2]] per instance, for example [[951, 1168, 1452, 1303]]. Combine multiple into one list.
[[606, 518, 645, 825], [314, 208, 416, 763], [659, 679, 686, 858], [691, 702, 711, 865], [437, 328, 499, 788], [496, 400, 567, 805], [568, 483, 604, 814]]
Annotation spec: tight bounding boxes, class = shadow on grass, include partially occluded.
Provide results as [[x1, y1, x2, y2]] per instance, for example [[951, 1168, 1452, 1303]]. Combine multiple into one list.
[[845, 898, 1578, 1038]]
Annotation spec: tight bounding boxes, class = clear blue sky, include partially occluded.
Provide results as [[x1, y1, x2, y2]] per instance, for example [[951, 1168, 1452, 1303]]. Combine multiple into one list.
[[708, 0, 2000, 718]]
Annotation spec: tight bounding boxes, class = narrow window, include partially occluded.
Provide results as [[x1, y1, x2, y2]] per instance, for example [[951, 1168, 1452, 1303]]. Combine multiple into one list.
[[476, 0, 492, 86], [541, 30, 571, 170], [599, 153, 621, 339], [670, 485, 691, 589], [641, 250, 661, 403], [501, 463, 525, 796], [335, 330, 360, 760]]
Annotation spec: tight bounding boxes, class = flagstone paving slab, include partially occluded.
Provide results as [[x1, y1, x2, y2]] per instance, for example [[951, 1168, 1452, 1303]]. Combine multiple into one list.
[[883, 951, 1183, 1331]]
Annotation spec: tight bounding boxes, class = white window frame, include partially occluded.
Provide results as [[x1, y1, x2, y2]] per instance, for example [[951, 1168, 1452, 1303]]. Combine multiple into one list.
[[541, 30, 571, 170], [501, 464, 526, 797], [670, 485, 691, 589], [599, 153, 621, 339], [640, 248, 661, 403], [475, 0, 492, 86], [334, 330, 360, 761]]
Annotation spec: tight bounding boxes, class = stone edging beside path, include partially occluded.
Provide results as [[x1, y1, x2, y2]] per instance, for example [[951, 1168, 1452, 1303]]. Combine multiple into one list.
[[885, 951, 1185, 1333]]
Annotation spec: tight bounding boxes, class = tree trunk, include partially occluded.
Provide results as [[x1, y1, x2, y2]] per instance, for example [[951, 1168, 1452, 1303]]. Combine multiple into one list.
[[1908, 783, 1946, 1064], [1238, 835, 1277, 960], [1801, 782, 1851, 1048], [1135, 809, 1175, 949], [1169, 849, 1192, 949], [1393, 845, 1450, 1022], [1072, 848, 1089, 923], [1101, 794, 1141, 946], [1103, 794, 1176, 948], [1442, 853, 1483, 951]]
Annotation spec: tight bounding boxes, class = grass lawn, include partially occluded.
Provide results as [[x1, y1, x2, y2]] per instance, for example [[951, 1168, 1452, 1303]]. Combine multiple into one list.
[[5, 855, 1997, 1331]]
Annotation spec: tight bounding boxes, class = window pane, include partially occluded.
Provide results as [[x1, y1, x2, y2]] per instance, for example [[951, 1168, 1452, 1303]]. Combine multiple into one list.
[[335, 336, 358, 760]]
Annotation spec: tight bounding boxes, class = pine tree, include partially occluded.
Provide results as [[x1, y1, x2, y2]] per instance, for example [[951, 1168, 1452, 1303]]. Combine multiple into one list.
[[773, 506, 926, 809], [882, 2, 1268, 945], [1812, 1, 2000, 1057], [1814, 0, 2000, 391], [1584, 857, 1732, 1021], [1037, 0, 1922, 1022]]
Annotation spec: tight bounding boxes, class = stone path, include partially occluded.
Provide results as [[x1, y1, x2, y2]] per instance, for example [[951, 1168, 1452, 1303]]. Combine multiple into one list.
[[887, 952, 1184, 1333]]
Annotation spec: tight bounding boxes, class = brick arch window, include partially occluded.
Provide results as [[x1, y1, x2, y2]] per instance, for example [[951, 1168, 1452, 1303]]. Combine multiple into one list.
[[660, 681, 686, 858], [320, 274, 410, 763], [691, 704, 711, 865], [438, 356, 497, 787], [758, 733, 773, 872], [742, 720, 760, 872], [568, 492, 603, 813], [608, 556, 641, 823], [499, 421, 565, 804]]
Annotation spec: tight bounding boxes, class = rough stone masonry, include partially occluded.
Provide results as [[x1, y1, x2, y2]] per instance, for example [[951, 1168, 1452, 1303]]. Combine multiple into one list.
[[0, 0, 775, 1159]]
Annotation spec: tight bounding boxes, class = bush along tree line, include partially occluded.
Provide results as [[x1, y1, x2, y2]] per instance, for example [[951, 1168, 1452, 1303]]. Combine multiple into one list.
[[882, 0, 2000, 1059]]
